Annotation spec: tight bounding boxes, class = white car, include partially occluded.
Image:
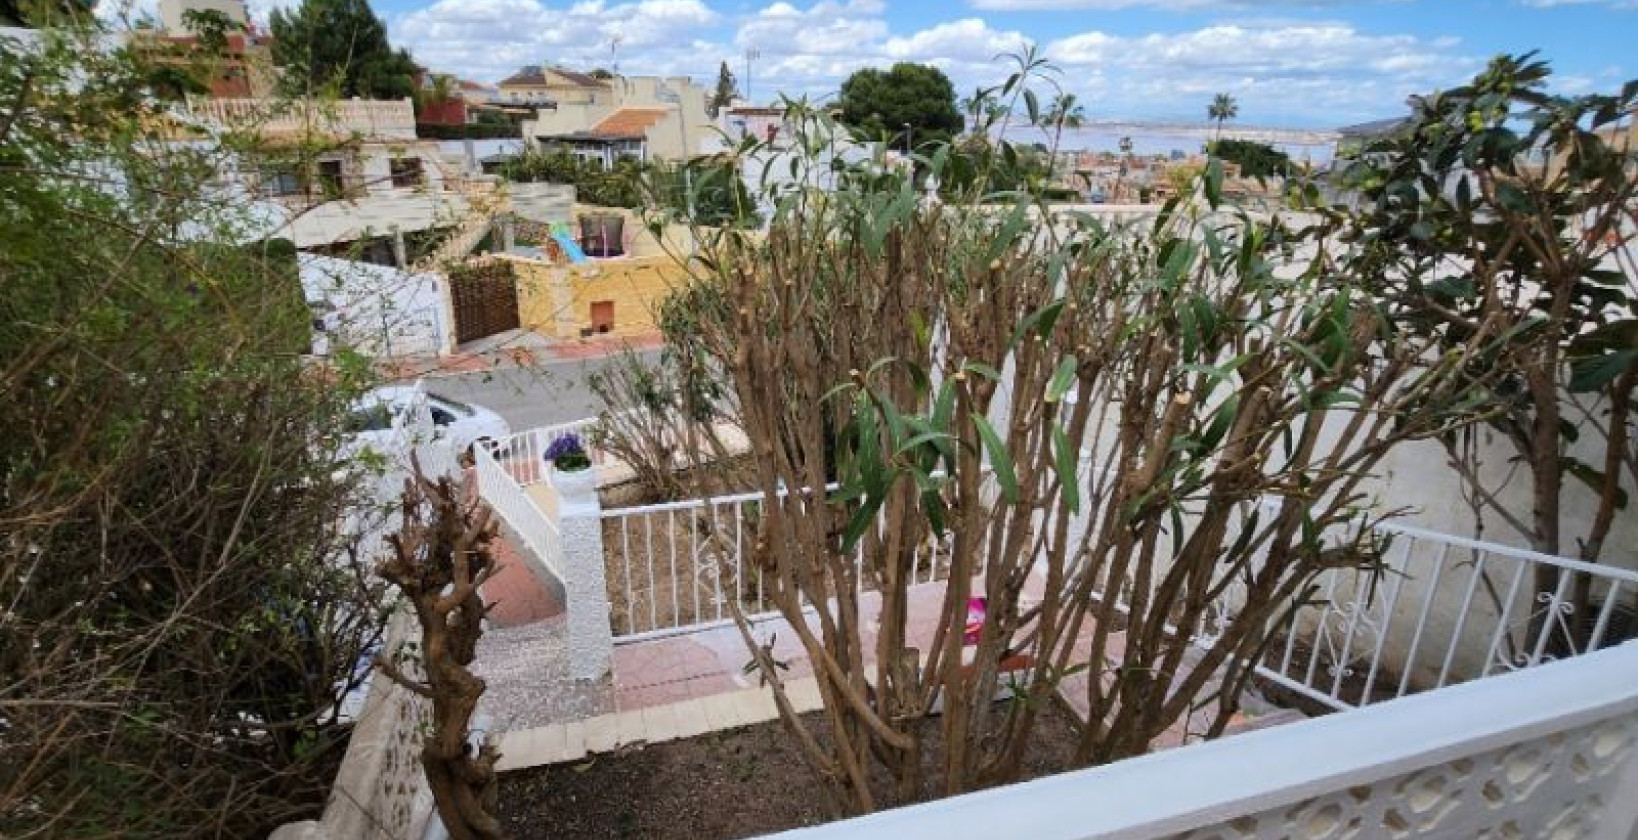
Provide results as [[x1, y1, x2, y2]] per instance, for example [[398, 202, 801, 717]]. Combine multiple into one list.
[[346, 383, 511, 456]]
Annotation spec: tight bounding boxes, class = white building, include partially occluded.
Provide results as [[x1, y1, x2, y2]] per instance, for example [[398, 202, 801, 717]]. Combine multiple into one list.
[[186, 97, 493, 265], [521, 73, 713, 166]]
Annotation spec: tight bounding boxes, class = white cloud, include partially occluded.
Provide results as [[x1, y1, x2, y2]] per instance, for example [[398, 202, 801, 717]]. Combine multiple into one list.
[[392, 0, 721, 81], [971, 0, 1374, 9], [883, 18, 1030, 62], [381, 0, 1506, 126], [1044, 22, 1477, 123]]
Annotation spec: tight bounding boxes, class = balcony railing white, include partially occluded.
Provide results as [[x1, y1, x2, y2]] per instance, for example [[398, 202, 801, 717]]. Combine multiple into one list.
[[597, 486, 1637, 710], [487, 419, 606, 488], [473, 441, 563, 581]]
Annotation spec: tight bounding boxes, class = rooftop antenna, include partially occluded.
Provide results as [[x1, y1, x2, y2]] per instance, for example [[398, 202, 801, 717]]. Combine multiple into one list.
[[744, 46, 760, 105], [609, 34, 622, 76]]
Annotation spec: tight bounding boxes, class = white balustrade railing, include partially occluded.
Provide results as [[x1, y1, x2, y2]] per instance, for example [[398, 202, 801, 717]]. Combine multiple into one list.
[[487, 419, 603, 488], [473, 441, 563, 581], [597, 483, 973, 641], [750, 640, 1638, 840], [598, 486, 1638, 706], [1246, 516, 1638, 712]]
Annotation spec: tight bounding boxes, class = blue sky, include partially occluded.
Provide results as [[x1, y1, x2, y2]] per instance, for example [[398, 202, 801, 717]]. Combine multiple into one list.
[[356, 0, 1636, 128]]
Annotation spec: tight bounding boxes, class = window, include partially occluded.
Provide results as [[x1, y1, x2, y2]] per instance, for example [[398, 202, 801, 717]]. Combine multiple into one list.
[[389, 158, 424, 188], [429, 405, 457, 426], [316, 159, 345, 198], [258, 167, 301, 197]]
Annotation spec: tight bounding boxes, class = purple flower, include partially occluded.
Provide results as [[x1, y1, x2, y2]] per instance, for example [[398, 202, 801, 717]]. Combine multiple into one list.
[[543, 434, 586, 461]]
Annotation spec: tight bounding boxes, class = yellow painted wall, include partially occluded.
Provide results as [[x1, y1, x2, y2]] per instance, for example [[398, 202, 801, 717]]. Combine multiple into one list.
[[508, 253, 687, 341]]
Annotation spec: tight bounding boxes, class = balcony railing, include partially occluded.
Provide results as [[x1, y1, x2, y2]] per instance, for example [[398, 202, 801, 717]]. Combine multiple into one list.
[[185, 97, 417, 141]]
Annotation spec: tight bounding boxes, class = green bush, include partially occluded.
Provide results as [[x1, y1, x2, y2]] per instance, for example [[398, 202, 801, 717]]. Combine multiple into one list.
[[498, 150, 643, 208]]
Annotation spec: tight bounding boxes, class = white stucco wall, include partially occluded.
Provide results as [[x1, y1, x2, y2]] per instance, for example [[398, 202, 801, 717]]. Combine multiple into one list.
[[300, 254, 450, 358]]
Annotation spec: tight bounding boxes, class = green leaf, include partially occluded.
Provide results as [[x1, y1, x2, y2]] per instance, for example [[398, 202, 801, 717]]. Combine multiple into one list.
[[1007, 300, 1066, 349], [1495, 181, 1533, 215], [897, 430, 955, 455], [971, 412, 1018, 504], [1204, 158, 1224, 209], [963, 361, 1003, 381], [840, 496, 883, 551], [1045, 355, 1078, 403], [1569, 349, 1638, 393], [1562, 457, 1629, 510], [1024, 89, 1040, 125], [1200, 393, 1240, 453], [1052, 424, 1080, 515]]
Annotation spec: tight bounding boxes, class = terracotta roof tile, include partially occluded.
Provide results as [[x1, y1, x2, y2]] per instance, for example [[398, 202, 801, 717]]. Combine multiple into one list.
[[589, 108, 668, 139], [551, 69, 609, 88], [499, 65, 547, 87]]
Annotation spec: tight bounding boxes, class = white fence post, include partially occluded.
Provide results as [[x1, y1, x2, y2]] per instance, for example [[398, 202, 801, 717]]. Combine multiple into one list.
[[559, 476, 613, 680]]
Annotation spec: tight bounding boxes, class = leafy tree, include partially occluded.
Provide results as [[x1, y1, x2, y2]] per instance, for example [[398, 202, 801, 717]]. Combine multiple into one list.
[[837, 62, 963, 149], [709, 59, 736, 118], [644, 80, 1495, 814], [269, 0, 417, 99], [647, 157, 757, 228], [1208, 91, 1238, 137], [1, 26, 386, 839], [1337, 53, 1638, 650], [497, 150, 643, 208], [1208, 137, 1291, 178], [0, 0, 89, 26]]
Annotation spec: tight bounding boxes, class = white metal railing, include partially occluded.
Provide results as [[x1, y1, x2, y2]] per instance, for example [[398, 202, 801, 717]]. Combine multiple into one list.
[[1245, 515, 1638, 712], [473, 441, 563, 580], [598, 486, 1638, 707], [598, 483, 982, 640], [750, 641, 1638, 840], [488, 420, 603, 488]]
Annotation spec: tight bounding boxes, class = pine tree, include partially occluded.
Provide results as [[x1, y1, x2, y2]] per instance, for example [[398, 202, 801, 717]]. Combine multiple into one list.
[[269, 0, 417, 100], [709, 60, 736, 118]]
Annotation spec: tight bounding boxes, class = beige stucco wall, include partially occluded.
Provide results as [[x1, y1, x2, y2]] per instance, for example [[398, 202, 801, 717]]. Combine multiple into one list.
[[521, 75, 712, 161], [506, 248, 686, 341]]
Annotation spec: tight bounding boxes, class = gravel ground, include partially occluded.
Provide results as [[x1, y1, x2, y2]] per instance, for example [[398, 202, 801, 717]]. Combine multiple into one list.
[[474, 616, 615, 732]]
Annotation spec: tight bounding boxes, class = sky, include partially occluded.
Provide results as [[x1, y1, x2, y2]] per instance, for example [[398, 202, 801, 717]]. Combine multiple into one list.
[[284, 0, 1634, 128]]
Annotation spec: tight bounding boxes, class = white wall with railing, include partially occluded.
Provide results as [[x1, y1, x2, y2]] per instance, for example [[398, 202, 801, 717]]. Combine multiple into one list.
[[749, 641, 1638, 840], [473, 441, 563, 584]]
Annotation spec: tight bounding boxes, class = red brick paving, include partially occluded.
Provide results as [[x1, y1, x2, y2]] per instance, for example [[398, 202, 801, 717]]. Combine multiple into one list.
[[483, 530, 563, 628]]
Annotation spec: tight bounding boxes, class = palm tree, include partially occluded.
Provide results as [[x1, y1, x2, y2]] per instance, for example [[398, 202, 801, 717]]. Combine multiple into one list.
[[1045, 92, 1087, 129], [1208, 92, 1238, 140]]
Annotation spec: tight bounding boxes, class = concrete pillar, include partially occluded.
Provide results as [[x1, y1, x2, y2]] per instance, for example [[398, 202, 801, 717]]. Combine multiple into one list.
[[499, 215, 516, 252], [556, 473, 613, 680], [391, 228, 408, 269]]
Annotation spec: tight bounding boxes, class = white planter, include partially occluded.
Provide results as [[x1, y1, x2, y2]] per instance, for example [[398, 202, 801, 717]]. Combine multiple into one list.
[[551, 464, 598, 515]]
